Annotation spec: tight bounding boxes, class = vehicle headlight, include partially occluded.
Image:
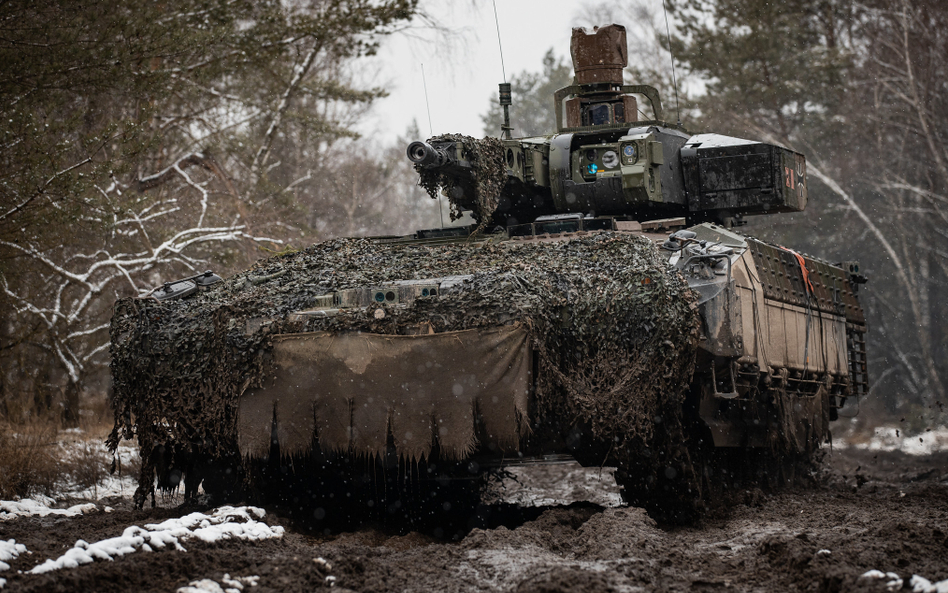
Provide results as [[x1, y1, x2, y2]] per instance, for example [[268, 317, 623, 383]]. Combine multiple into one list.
[[602, 150, 619, 169]]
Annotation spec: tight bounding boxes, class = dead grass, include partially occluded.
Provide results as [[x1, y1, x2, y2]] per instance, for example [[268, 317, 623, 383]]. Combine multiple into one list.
[[0, 421, 61, 499], [0, 417, 122, 501], [62, 440, 110, 496], [110, 440, 141, 481]]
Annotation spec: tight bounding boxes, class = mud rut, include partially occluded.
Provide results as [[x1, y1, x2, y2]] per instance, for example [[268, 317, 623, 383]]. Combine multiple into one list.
[[1, 447, 946, 593]]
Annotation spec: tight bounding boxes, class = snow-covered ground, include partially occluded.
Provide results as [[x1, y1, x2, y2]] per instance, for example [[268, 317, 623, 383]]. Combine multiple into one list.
[[63, 471, 139, 501], [177, 574, 261, 593], [834, 424, 948, 455], [1, 433, 138, 521], [28, 506, 283, 575], [1, 492, 283, 588], [0, 432, 284, 586], [0, 498, 98, 521], [860, 569, 948, 593], [0, 539, 27, 588], [56, 435, 140, 501], [0, 505, 281, 588]]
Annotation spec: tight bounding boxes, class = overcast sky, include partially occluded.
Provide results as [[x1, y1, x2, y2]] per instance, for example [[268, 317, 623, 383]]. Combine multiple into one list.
[[360, 1, 584, 145]]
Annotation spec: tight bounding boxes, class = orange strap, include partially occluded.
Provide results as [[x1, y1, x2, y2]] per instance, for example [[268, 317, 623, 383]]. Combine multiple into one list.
[[780, 246, 815, 295]]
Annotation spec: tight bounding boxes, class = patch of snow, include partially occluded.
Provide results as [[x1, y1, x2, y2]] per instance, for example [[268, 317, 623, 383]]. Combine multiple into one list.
[[0, 539, 27, 589], [911, 575, 948, 593], [312, 557, 336, 585], [178, 579, 225, 593], [459, 547, 628, 592], [861, 570, 905, 591], [0, 499, 98, 521], [816, 549, 831, 556], [0, 540, 27, 567], [0, 539, 27, 571], [56, 441, 140, 501], [835, 426, 948, 455], [26, 494, 55, 507], [685, 134, 760, 148], [62, 473, 139, 501], [861, 572, 948, 593], [28, 506, 283, 575], [177, 574, 259, 593], [313, 557, 332, 572], [223, 574, 259, 590]]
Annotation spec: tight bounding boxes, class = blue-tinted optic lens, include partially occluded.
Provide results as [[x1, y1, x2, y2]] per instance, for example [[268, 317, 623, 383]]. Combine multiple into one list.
[[587, 163, 598, 174], [375, 292, 385, 302]]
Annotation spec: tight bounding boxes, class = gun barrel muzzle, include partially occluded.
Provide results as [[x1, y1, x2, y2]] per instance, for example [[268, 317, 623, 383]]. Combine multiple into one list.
[[406, 141, 447, 168]]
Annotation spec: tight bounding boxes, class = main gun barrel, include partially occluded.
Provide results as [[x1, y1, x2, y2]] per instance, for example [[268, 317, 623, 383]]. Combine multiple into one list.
[[407, 141, 450, 168]]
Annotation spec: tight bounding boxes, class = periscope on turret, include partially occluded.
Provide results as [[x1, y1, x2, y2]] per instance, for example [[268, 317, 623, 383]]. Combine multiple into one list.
[[109, 24, 868, 529]]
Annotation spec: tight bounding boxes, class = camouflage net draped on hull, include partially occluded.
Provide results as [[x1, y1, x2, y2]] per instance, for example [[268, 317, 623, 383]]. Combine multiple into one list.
[[108, 232, 699, 506]]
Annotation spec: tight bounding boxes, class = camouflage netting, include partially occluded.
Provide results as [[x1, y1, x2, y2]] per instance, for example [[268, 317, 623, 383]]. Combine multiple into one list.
[[415, 134, 505, 231], [108, 232, 699, 506]]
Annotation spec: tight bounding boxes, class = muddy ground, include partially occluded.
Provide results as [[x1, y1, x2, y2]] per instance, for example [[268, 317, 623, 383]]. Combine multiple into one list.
[[2, 447, 946, 593]]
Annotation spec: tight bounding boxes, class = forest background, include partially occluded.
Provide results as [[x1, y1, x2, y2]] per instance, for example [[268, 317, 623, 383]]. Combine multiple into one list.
[[1, 0, 945, 433]]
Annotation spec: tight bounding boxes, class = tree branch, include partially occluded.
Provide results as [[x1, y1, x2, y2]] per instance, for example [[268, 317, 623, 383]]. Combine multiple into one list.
[[251, 42, 321, 175], [0, 157, 93, 223]]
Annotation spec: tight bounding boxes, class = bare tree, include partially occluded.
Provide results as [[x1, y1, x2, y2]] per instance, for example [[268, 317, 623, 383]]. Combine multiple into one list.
[[850, 0, 948, 408], [305, 123, 442, 238], [1, 157, 280, 423], [0, 0, 423, 420]]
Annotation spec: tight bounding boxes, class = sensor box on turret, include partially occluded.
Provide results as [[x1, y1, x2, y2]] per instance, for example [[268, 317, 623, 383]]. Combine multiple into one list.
[[680, 134, 807, 218]]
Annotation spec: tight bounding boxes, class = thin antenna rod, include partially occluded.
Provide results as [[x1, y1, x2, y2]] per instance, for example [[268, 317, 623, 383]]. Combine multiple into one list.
[[492, 0, 513, 138], [420, 63, 434, 136], [492, 0, 507, 83], [437, 191, 445, 228], [661, 0, 682, 127], [420, 63, 443, 227]]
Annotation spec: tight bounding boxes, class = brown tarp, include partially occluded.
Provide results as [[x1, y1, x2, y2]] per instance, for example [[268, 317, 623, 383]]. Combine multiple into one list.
[[238, 324, 531, 461]]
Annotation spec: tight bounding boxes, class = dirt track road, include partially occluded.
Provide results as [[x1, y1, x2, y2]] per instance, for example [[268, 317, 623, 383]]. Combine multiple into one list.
[[2, 447, 946, 593]]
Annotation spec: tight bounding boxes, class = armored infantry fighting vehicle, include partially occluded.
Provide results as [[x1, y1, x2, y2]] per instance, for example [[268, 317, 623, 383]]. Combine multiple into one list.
[[109, 24, 868, 528]]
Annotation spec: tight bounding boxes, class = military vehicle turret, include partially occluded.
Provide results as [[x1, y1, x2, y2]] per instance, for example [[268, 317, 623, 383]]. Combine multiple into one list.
[[109, 24, 868, 530], [408, 24, 807, 233]]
